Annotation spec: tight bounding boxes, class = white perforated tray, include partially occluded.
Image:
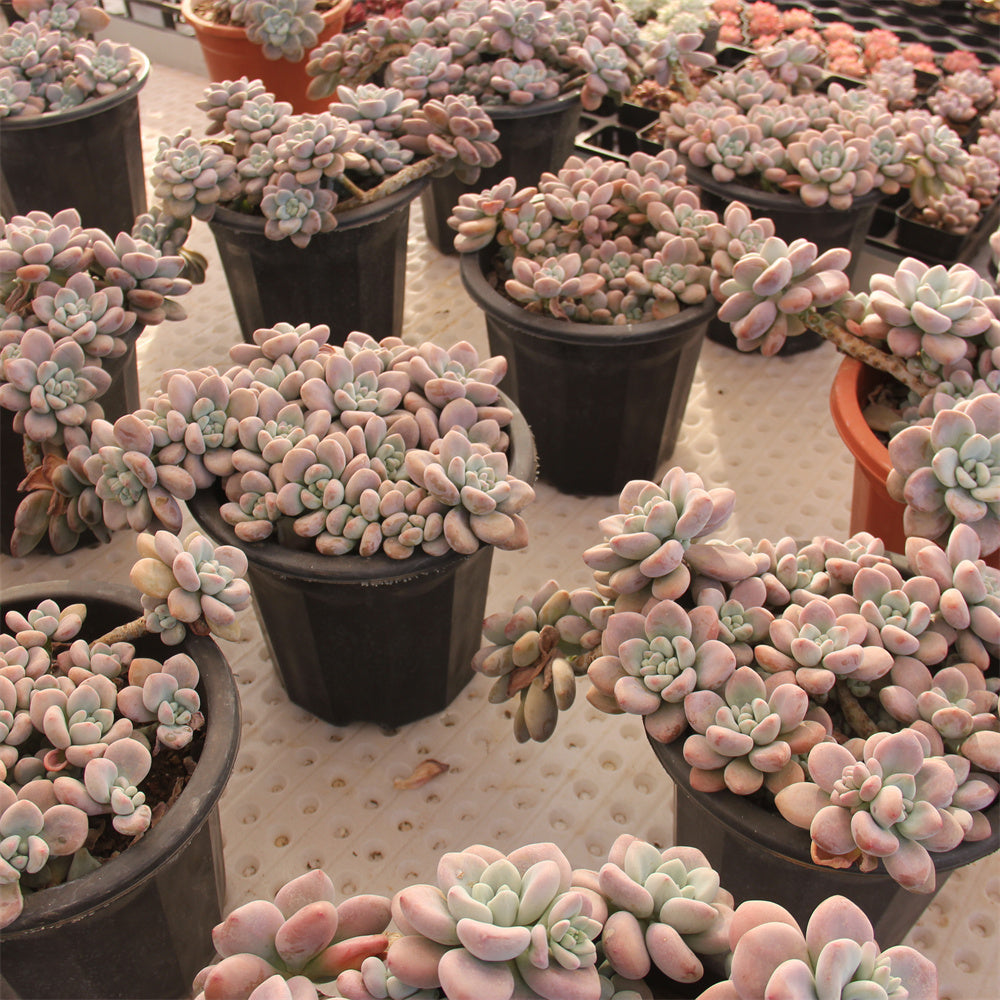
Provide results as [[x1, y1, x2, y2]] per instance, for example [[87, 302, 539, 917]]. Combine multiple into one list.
[[1, 64, 998, 1000]]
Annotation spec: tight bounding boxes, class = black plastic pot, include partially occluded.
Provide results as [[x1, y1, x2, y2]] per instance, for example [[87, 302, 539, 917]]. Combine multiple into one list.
[[460, 247, 715, 495], [420, 94, 582, 254], [0, 322, 143, 556], [207, 177, 428, 344], [0, 583, 240, 1000], [0, 53, 149, 237], [892, 198, 1000, 265], [648, 732, 1000, 949], [185, 397, 535, 728], [682, 159, 880, 355]]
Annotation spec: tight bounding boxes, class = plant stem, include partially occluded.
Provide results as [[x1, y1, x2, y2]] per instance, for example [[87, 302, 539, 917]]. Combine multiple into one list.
[[801, 310, 930, 397], [335, 156, 442, 210], [834, 679, 879, 740], [94, 616, 149, 646]]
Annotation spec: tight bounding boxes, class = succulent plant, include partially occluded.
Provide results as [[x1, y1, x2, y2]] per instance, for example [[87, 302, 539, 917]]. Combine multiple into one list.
[[303, 0, 688, 110], [472, 465, 999, 892], [453, 148, 739, 324], [0, 561, 250, 929], [582, 835, 733, 983], [387, 841, 604, 1000], [886, 394, 1000, 555], [775, 728, 989, 893], [682, 665, 827, 794], [129, 529, 252, 643], [192, 869, 393, 998], [699, 894, 937, 1000], [144, 78, 501, 250], [0, 1, 144, 117], [587, 599, 737, 745], [713, 235, 851, 355]]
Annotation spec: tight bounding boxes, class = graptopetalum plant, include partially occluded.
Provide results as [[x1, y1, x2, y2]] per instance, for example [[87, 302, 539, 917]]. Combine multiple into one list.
[[190, 835, 937, 1000], [0, 0, 145, 118], [185, 0, 332, 62], [0, 208, 193, 555], [303, 0, 713, 112], [473, 466, 1000, 894], [0, 528, 251, 928], [138, 72, 501, 254], [451, 150, 999, 553]]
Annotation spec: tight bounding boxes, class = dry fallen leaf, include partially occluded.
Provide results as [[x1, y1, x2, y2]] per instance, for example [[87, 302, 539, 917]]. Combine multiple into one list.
[[393, 759, 450, 789]]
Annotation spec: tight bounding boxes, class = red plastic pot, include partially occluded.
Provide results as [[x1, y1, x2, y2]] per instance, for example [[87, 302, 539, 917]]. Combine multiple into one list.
[[181, 0, 351, 114], [829, 355, 999, 569]]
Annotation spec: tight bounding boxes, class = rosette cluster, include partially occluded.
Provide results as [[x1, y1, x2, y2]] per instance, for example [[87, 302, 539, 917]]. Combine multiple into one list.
[[99, 325, 534, 561]]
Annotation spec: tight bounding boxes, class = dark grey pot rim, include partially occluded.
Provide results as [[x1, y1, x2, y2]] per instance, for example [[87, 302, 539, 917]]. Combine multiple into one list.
[[186, 389, 536, 584], [681, 156, 883, 215], [209, 173, 430, 237], [649, 727, 1000, 879], [0, 581, 240, 935], [461, 245, 719, 346], [1, 51, 150, 131], [479, 91, 582, 121]]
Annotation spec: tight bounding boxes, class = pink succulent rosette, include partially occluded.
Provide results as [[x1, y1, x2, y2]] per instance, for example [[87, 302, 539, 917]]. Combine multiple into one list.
[[775, 728, 999, 893], [698, 894, 937, 1000]]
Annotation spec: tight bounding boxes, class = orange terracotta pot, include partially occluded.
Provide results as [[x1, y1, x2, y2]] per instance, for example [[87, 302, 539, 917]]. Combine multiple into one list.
[[829, 355, 907, 552], [830, 355, 999, 568], [181, 0, 350, 114]]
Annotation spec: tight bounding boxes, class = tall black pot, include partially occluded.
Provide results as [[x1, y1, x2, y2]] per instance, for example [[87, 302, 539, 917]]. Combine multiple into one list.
[[420, 94, 582, 254], [185, 396, 535, 728], [682, 159, 880, 354], [647, 733, 1000, 948], [207, 177, 428, 344], [0, 322, 144, 556], [0, 582, 241, 1000], [1, 53, 150, 237], [460, 247, 715, 495]]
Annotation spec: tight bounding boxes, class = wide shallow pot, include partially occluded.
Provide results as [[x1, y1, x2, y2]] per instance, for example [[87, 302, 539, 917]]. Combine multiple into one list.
[[461, 247, 714, 495], [683, 159, 880, 354], [648, 732, 1000, 948], [0, 52, 149, 236], [0, 322, 144, 556], [207, 177, 428, 345], [0, 582, 241, 1000], [181, 0, 351, 113], [185, 397, 535, 728], [421, 94, 582, 254], [829, 355, 907, 554]]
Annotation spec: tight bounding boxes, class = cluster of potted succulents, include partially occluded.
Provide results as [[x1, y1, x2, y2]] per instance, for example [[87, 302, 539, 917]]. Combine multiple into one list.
[[472, 463, 999, 938], [140, 73, 501, 340], [449, 147, 770, 493], [302, 0, 707, 249], [0, 0, 150, 234], [188, 835, 938, 1000], [0, 530, 248, 998]]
